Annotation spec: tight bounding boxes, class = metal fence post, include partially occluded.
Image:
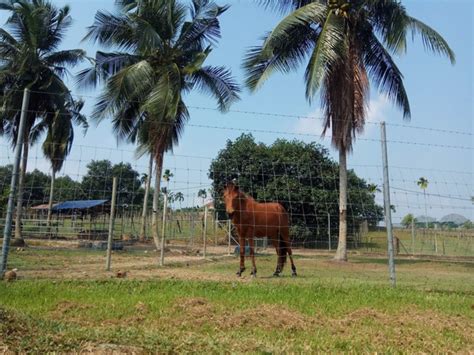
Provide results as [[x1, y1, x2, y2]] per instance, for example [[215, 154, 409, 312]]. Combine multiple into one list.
[[160, 192, 168, 266], [411, 219, 415, 255], [106, 177, 118, 271], [203, 204, 208, 259], [380, 122, 396, 287], [1, 89, 30, 276], [227, 219, 232, 255], [327, 212, 331, 251]]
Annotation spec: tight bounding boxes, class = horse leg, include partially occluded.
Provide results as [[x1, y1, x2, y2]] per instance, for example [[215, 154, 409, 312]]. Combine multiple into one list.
[[236, 229, 246, 277], [248, 235, 257, 277], [273, 234, 284, 277], [287, 246, 297, 277]]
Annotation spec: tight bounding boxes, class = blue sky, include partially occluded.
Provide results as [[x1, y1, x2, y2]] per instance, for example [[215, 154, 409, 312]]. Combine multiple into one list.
[[1, 0, 472, 221]]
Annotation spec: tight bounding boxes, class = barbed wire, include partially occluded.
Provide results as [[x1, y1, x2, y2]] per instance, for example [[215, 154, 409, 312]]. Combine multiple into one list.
[[3, 88, 472, 136]]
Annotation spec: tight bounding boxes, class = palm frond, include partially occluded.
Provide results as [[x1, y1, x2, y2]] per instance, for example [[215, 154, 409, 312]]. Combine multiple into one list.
[[83, 10, 137, 50], [304, 11, 345, 101], [255, 0, 315, 14], [366, 0, 409, 55], [243, 2, 326, 91], [408, 17, 455, 64], [190, 65, 240, 111], [177, 0, 228, 49], [44, 49, 87, 67], [361, 28, 410, 119]]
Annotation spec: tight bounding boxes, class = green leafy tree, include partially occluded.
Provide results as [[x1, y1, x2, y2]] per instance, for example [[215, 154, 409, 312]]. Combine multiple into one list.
[[367, 184, 381, 195], [80, 0, 240, 248], [81, 160, 144, 207], [0, 0, 87, 241], [243, 0, 454, 261], [53, 175, 84, 201], [0, 165, 13, 214], [22, 169, 50, 206], [462, 221, 473, 230], [401, 213, 416, 229], [210, 134, 383, 246]]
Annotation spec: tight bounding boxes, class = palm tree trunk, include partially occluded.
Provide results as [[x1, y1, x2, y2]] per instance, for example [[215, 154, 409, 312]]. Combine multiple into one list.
[[14, 139, 29, 241], [423, 190, 428, 230], [334, 148, 348, 261], [46, 169, 55, 229], [139, 154, 153, 242], [151, 152, 163, 250]]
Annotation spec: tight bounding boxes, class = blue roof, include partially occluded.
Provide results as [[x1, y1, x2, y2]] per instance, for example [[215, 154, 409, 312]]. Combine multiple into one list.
[[52, 200, 108, 211]]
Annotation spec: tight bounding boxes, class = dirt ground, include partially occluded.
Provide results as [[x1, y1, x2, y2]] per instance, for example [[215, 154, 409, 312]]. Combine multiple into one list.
[[7, 238, 473, 284]]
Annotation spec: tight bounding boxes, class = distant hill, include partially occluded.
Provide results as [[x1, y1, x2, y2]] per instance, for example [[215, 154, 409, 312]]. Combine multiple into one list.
[[439, 214, 469, 225]]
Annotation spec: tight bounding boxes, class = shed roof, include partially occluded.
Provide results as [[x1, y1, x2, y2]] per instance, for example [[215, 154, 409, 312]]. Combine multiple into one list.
[[52, 200, 108, 211]]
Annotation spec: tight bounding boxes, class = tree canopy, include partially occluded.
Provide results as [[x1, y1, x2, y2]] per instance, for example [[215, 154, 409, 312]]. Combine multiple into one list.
[[209, 134, 383, 245]]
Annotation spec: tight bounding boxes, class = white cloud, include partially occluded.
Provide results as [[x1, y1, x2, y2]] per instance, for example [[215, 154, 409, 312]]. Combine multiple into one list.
[[294, 94, 390, 139]]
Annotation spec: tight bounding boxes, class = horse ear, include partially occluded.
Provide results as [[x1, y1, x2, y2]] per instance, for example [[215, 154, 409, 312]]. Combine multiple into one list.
[[231, 178, 239, 191]]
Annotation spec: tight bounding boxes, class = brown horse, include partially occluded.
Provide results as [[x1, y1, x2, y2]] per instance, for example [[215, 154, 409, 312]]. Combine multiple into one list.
[[223, 182, 297, 277]]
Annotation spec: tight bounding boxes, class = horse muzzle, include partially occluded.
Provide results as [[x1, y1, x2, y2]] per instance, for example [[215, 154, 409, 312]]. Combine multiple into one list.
[[227, 211, 235, 219]]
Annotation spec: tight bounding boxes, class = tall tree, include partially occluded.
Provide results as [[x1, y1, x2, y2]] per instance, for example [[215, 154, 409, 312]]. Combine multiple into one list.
[[0, 0, 87, 242], [417, 177, 429, 229], [80, 0, 240, 249], [198, 188, 207, 206], [210, 134, 384, 245], [244, 0, 454, 261], [42, 100, 87, 227]]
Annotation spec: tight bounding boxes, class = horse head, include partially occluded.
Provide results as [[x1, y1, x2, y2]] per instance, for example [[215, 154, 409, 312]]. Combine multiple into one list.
[[223, 181, 241, 218]]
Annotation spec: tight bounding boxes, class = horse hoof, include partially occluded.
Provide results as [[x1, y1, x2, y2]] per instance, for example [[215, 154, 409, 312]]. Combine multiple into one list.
[[273, 272, 280, 277], [291, 272, 297, 277]]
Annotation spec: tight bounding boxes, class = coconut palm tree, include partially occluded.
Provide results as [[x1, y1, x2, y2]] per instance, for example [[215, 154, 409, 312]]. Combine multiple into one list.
[[244, 0, 454, 261], [367, 184, 381, 195], [417, 177, 429, 229], [198, 188, 207, 206], [42, 99, 87, 229], [174, 191, 184, 209], [139, 155, 153, 241], [0, 0, 87, 243], [80, 0, 240, 249]]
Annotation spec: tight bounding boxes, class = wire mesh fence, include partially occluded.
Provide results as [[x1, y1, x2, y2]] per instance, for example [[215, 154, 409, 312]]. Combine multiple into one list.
[[0, 101, 473, 265]]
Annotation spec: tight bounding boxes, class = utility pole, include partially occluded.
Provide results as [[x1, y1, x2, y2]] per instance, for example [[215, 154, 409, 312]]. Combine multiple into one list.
[[1, 89, 30, 276]]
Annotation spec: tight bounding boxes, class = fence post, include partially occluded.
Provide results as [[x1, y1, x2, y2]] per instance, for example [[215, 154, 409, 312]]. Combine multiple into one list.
[[106, 177, 118, 271], [327, 212, 331, 251], [380, 122, 396, 287], [1, 88, 30, 276], [227, 219, 232, 255], [215, 214, 218, 246], [160, 192, 168, 266], [411, 219, 416, 255], [203, 205, 208, 259]]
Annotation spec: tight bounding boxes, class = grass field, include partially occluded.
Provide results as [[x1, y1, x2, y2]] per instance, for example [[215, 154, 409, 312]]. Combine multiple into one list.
[[1, 245, 473, 353]]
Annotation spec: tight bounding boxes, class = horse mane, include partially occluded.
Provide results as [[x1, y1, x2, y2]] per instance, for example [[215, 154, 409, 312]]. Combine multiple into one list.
[[238, 189, 255, 203]]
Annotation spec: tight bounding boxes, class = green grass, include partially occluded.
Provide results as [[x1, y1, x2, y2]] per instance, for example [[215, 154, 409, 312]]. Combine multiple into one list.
[[1, 248, 473, 353], [363, 229, 474, 257]]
